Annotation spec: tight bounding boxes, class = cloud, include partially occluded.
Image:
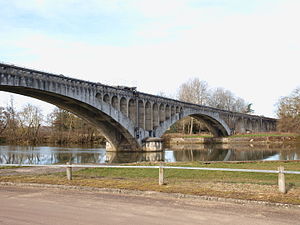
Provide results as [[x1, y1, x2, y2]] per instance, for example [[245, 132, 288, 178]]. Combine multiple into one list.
[[0, 0, 300, 117]]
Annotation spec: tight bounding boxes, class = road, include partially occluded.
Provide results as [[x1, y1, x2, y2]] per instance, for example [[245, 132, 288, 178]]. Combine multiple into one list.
[[0, 184, 299, 225]]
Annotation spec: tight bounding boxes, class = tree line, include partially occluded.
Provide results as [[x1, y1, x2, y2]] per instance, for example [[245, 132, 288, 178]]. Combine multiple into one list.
[[276, 87, 300, 133], [0, 97, 104, 145]]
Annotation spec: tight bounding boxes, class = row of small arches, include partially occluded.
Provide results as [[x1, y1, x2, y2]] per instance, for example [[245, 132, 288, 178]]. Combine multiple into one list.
[[96, 93, 183, 131]]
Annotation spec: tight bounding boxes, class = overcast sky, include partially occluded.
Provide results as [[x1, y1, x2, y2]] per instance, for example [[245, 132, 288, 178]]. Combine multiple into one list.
[[0, 0, 299, 118]]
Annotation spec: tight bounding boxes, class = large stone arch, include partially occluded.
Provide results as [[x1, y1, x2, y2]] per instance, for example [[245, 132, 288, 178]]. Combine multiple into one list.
[[0, 85, 140, 151]]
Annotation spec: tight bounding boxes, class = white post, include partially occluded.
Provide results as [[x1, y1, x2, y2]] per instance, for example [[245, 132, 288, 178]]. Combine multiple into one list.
[[159, 162, 164, 185], [278, 166, 286, 194], [66, 162, 72, 180]]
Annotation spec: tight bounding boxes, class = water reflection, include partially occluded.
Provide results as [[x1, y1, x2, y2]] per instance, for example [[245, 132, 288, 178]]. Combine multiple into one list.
[[0, 145, 106, 165], [170, 148, 278, 162], [0, 144, 299, 165]]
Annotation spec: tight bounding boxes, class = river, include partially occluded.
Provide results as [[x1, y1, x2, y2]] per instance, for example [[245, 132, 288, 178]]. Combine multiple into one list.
[[1, 144, 300, 165]]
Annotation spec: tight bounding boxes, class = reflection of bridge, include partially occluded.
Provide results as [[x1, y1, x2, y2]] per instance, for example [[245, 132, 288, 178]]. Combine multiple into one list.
[[0, 63, 276, 151]]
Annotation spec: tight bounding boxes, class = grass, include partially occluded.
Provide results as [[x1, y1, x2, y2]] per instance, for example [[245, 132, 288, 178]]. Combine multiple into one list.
[[1, 161, 300, 205], [169, 132, 300, 140]]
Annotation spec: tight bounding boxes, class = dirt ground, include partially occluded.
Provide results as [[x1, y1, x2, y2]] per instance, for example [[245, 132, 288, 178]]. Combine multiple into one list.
[[0, 183, 300, 225]]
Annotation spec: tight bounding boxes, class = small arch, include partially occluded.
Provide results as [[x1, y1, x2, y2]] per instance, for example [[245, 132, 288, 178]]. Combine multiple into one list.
[[171, 106, 176, 116], [128, 99, 137, 125], [159, 104, 165, 123], [95, 93, 102, 102], [176, 106, 180, 114], [165, 105, 170, 120], [153, 103, 159, 128], [138, 100, 144, 129], [179, 107, 184, 119], [111, 96, 119, 109], [145, 101, 152, 131], [103, 94, 110, 103], [120, 97, 127, 116]]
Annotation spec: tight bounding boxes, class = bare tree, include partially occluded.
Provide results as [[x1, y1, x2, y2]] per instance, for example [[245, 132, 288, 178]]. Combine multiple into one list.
[[3, 96, 19, 142], [276, 87, 300, 133], [208, 87, 251, 113], [177, 78, 210, 134], [18, 104, 43, 144], [47, 107, 103, 144], [175, 78, 253, 135], [178, 78, 210, 105]]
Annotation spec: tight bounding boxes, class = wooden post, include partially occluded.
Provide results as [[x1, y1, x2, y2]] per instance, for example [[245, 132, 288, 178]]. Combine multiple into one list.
[[159, 162, 164, 185], [278, 166, 286, 194], [66, 162, 72, 180]]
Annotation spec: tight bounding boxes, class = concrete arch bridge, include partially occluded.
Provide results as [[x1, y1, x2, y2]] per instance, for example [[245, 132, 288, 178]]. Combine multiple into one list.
[[0, 63, 277, 151]]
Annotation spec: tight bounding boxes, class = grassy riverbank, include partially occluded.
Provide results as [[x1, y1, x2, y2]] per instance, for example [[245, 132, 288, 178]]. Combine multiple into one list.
[[1, 161, 300, 205], [164, 132, 300, 146]]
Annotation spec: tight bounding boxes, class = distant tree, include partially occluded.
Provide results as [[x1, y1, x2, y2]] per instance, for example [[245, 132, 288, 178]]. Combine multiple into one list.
[[208, 87, 251, 113], [47, 107, 103, 144], [3, 96, 19, 142], [175, 78, 253, 134], [178, 78, 210, 105], [18, 104, 43, 144], [276, 87, 300, 133]]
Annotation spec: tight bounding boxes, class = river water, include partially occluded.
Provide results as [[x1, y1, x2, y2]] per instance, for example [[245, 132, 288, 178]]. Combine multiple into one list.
[[0, 144, 300, 165]]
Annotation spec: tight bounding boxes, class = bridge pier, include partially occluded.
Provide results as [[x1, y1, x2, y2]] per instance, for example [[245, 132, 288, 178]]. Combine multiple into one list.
[[106, 138, 164, 152], [142, 138, 164, 151]]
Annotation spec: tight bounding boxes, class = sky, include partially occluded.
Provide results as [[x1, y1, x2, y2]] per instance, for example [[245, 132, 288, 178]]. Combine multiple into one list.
[[0, 0, 299, 118]]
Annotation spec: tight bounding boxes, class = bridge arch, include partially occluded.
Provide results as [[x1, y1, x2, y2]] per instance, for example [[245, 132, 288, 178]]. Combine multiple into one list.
[[0, 74, 140, 151], [155, 108, 231, 138], [111, 96, 119, 109], [120, 97, 127, 115], [145, 101, 152, 131]]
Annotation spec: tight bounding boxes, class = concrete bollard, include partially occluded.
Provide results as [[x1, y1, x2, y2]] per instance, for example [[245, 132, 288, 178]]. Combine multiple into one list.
[[159, 162, 164, 185], [278, 166, 286, 194], [66, 162, 72, 180]]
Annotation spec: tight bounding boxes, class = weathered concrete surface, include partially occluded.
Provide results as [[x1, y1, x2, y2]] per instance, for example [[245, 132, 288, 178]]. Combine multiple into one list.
[[0, 185, 299, 225], [0, 63, 277, 151]]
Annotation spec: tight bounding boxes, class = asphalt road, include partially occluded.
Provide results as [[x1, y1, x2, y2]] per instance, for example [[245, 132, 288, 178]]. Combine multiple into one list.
[[0, 185, 299, 225]]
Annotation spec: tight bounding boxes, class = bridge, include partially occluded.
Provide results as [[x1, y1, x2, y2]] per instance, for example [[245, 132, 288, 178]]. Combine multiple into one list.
[[0, 63, 276, 151]]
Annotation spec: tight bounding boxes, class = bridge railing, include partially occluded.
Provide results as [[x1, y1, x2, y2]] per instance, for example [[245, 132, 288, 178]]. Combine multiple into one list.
[[1, 163, 299, 194]]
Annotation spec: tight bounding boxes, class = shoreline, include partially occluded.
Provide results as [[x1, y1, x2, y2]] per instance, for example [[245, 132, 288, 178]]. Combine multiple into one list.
[[164, 133, 300, 146]]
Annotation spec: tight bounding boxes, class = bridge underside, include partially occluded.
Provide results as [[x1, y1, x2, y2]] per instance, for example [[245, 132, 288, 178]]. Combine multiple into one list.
[[0, 86, 140, 151], [191, 114, 230, 137]]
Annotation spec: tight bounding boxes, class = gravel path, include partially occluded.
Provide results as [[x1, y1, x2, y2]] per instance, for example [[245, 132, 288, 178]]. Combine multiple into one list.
[[1, 184, 300, 225]]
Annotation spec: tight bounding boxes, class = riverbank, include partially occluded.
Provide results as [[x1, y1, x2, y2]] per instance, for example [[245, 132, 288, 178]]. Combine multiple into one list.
[[1, 161, 299, 205], [163, 133, 300, 147]]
